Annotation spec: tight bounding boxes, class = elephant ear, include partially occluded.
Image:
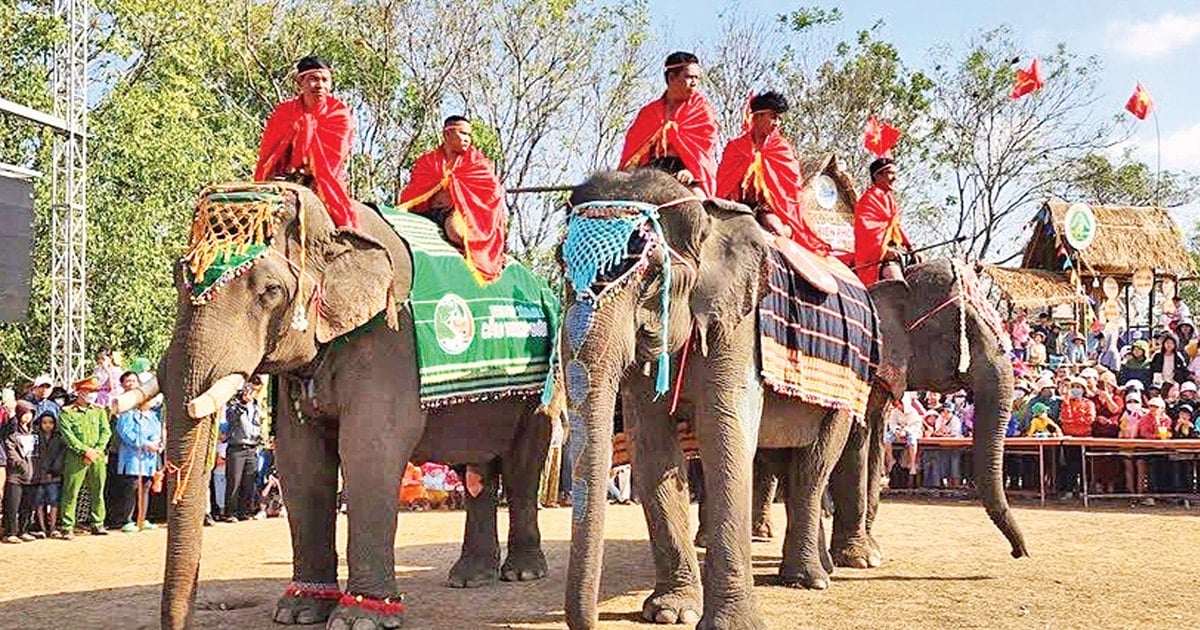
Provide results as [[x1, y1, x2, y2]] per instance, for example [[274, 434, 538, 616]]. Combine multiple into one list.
[[690, 201, 770, 334], [316, 228, 396, 344]]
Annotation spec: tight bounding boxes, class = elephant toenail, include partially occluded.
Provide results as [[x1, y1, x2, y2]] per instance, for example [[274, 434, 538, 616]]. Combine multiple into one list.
[[274, 609, 293, 624], [655, 609, 680, 624], [680, 610, 700, 624], [352, 619, 377, 630], [327, 619, 349, 630]]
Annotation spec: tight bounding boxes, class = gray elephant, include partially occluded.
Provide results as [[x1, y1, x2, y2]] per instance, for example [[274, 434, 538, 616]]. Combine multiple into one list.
[[836, 261, 1030, 565], [561, 169, 880, 629], [159, 184, 554, 629], [748, 260, 1031, 571]]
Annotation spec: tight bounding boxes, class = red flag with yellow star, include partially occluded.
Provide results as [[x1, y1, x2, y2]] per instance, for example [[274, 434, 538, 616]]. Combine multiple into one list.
[[863, 115, 901, 158], [1009, 58, 1044, 100], [1125, 83, 1153, 120]]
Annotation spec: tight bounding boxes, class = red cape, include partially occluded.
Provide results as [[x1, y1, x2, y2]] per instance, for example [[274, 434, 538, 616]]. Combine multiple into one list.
[[254, 95, 357, 228], [852, 184, 911, 285], [716, 130, 831, 254], [398, 146, 506, 283], [619, 92, 719, 196]]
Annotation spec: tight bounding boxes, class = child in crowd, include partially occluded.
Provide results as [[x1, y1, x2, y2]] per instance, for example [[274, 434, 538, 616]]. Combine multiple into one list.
[[32, 412, 64, 538], [1173, 404, 1195, 438], [1026, 402, 1062, 438], [3, 401, 39, 543]]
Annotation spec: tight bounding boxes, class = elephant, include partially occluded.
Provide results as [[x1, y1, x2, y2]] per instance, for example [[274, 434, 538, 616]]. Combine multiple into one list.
[[746, 259, 1031, 571], [560, 169, 876, 630], [158, 183, 553, 630]]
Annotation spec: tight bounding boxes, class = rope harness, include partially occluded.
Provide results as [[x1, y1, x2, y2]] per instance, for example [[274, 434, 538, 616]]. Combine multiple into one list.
[[560, 197, 696, 397]]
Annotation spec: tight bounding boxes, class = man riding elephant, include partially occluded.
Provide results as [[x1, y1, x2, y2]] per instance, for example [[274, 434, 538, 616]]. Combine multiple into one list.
[[853, 157, 915, 285], [620, 51, 719, 196], [397, 115, 508, 283], [255, 56, 356, 229], [716, 90, 831, 254]]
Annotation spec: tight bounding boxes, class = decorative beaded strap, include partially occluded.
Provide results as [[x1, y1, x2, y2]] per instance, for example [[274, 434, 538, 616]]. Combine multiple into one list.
[[283, 581, 342, 601], [339, 592, 406, 616]]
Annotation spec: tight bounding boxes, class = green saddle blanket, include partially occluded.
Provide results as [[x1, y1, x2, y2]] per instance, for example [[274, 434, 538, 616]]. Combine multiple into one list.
[[376, 204, 559, 408]]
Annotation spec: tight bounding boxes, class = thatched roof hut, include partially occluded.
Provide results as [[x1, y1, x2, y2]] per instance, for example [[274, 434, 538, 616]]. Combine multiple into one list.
[[798, 153, 860, 255], [1021, 200, 1196, 278], [977, 264, 1086, 310]]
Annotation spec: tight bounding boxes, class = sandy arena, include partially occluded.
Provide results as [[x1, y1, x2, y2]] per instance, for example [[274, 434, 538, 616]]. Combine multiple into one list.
[[0, 500, 1197, 629]]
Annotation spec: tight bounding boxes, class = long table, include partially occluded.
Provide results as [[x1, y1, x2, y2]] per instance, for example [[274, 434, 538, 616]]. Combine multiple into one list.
[[904, 437, 1200, 507]]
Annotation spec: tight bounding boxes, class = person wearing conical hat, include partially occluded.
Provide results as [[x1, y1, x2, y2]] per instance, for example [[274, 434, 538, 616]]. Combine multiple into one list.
[[57, 377, 111, 539]]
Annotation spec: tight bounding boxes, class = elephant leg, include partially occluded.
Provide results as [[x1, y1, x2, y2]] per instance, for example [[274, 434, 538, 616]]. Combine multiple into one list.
[[500, 411, 550, 583], [751, 454, 777, 540], [273, 378, 342, 626], [328, 335, 424, 630], [692, 319, 767, 630], [828, 417, 871, 570], [863, 390, 887, 566], [447, 460, 501, 588], [623, 374, 702, 626], [779, 409, 852, 591]]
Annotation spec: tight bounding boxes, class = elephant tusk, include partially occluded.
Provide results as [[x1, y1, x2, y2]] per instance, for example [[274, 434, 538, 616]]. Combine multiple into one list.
[[697, 325, 709, 357], [109, 375, 161, 416], [186, 374, 246, 420]]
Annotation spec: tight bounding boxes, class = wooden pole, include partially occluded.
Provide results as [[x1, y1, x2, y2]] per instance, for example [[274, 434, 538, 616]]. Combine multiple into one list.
[[505, 185, 574, 195]]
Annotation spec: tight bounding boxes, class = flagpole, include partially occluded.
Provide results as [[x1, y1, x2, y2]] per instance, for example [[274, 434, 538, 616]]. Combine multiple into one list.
[[1152, 105, 1162, 207]]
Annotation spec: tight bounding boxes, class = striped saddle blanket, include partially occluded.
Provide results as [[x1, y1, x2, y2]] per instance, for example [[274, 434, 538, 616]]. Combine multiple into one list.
[[758, 250, 880, 423]]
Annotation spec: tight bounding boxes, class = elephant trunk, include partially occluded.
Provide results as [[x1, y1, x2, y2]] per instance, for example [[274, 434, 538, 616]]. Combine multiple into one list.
[[563, 381, 618, 629], [971, 357, 1029, 559], [160, 314, 263, 628], [562, 296, 635, 629]]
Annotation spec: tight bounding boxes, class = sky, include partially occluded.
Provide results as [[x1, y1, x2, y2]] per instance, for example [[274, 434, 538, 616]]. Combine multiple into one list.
[[649, 0, 1200, 172]]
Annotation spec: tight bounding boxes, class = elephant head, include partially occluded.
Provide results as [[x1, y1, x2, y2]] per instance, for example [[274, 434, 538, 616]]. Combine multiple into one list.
[[868, 260, 1028, 559], [560, 170, 768, 627], [159, 184, 405, 628]]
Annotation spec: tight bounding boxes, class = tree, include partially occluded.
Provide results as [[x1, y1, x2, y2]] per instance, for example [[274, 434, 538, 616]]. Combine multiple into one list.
[[918, 27, 1122, 260], [1056, 150, 1199, 208]]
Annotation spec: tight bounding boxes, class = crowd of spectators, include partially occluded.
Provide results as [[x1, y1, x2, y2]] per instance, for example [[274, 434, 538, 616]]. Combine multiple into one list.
[[883, 307, 1200, 505], [1, 350, 164, 543]]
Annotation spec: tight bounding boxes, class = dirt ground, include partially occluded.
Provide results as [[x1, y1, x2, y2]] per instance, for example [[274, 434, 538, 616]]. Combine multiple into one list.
[[1, 499, 1197, 629]]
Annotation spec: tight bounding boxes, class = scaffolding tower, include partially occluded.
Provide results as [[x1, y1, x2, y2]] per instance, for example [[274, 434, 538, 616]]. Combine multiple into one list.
[[49, 0, 89, 384]]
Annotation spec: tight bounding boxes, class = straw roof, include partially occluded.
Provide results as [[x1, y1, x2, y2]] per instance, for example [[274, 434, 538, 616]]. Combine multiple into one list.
[[1021, 200, 1196, 277], [978, 264, 1086, 309]]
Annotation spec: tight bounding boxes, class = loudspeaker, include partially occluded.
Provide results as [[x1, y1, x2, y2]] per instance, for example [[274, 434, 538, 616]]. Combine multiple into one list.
[[0, 175, 34, 322]]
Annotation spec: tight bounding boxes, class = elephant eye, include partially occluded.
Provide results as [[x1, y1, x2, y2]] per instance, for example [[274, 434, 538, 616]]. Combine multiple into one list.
[[260, 283, 285, 301]]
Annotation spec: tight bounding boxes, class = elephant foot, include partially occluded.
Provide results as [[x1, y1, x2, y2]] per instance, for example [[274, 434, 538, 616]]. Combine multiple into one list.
[[867, 533, 884, 568], [446, 552, 500, 588], [641, 587, 702, 625], [830, 539, 874, 570], [274, 583, 341, 625], [326, 594, 405, 630], [779, 562, 831, 590], [500, 547, 547, 582], [695, 603, 768, 630], [751, 520, 772, 541]]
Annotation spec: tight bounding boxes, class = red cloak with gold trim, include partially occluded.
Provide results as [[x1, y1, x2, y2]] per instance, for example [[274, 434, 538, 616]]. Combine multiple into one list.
[[398, 146, 506, 283], [852, 184, 911, 285], [619, 92, 719, 196], [716, 129, 831, 254], [254, 95, 356, 228]]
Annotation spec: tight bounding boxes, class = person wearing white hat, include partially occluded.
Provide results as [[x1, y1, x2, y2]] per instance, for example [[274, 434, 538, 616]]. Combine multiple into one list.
[[20, 375, 61, 422]]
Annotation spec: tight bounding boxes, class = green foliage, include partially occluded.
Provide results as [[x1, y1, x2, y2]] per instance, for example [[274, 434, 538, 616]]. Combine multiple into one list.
[[779, 6, 843, 31], [1058, 151, 1199, 208]]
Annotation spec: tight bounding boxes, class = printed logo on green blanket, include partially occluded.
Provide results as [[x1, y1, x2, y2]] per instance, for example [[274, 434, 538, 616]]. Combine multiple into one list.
[[434, 293, 475, 355]]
